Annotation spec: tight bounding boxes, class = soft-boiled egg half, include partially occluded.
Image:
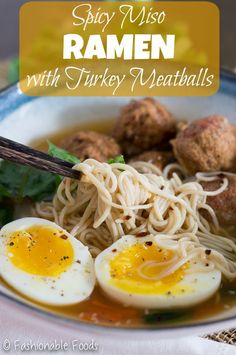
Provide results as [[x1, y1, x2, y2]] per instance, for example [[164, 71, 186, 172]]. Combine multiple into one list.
[[95, 235, 221, 309], [0, 218, 95, 306]]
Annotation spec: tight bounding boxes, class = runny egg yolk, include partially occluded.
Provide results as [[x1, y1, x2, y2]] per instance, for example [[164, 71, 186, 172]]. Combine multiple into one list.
[[7, 225, 74, 277], [109, 243, 187, 295]]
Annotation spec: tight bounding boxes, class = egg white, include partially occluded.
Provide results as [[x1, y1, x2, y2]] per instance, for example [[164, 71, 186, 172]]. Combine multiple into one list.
[[95, 235, 221, 309], [0, 218, 96, 306]]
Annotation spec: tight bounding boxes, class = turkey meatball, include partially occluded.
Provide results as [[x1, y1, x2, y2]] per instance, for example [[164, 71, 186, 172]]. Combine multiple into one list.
[[113, 98, 176, 156], [172, 115, 236, 175], [60, 131, 121, 162], [201, 175, 236, 227], [129, 150, 175, 171]]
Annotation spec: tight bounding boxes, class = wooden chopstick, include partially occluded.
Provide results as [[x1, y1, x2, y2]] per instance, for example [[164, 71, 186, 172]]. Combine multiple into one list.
[[0, 136, 81, 180]]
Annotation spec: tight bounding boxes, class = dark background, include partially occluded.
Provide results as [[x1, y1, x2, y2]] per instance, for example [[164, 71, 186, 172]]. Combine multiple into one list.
[[0, 0, 236, 71]]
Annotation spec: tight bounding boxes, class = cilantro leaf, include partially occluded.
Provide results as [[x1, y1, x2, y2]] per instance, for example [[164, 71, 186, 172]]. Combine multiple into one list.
[[0, 142, 79, 205], [0, 185, 11, 199], [108, 155, 125, 164], [0, 161, 61, 202], [143, 310, 190, 324], [0, 142, 80, 226], [47, 141, 80, 165], [0, 205, 13, 227]]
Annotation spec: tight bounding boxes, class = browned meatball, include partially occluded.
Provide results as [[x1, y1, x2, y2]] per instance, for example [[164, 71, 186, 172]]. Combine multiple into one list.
[[60, 131, 121, 162], [172, 115, 236, 175], [201, 175, 236, 227], [231, 124, 236, 139], [176, 120, 188, 132], [113, 98, 176, 156], [129, 150, 175, 171]]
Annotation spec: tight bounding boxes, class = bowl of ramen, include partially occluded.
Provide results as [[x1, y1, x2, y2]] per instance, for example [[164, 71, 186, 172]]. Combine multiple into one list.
[[1, 72, 236, 338]]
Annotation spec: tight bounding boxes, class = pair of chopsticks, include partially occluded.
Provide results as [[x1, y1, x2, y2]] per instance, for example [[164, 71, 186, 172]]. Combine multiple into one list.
[[0, 136, 81, 179]]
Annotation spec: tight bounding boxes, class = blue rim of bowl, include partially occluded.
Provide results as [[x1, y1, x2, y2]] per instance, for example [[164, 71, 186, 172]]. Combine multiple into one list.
[[0, 71, 236, 334], [1, 69, 236, 121]]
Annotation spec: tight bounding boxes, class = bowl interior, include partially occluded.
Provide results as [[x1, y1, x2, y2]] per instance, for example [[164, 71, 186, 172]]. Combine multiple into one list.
[[1, 87, 236, 144], [1, 81, 236, 337]]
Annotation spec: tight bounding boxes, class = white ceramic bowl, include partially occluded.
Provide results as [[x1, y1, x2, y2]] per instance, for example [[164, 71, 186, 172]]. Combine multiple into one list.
[[0, 74, 236, 339]]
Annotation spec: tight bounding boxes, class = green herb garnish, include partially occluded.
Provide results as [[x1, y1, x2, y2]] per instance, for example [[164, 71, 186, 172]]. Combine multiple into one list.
[[0, 142, 81, 201], [108, 155, 125, 164], [143, 310, 190, 324], [48, 141, 80, 165], [0, 141, 80, 225], [0, 205, 13, 226], [0, 161, 61, 202]]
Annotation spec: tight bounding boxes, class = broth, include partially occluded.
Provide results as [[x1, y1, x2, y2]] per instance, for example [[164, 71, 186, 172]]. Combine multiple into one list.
[[32, 118, 115, 151], [50, 284, 236, 328], [5, 118, 236, 328]]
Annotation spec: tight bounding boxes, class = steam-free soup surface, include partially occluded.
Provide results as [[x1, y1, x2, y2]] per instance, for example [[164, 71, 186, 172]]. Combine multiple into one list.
[[6, 118, 236, 328]]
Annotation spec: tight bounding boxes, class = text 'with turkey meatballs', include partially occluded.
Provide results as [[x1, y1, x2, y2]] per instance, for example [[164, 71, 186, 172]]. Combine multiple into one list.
[[20, 1, 219, 96]]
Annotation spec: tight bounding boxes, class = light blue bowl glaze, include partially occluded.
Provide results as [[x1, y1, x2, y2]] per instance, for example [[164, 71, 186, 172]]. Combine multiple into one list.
[[0, 71, 236, 123]]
